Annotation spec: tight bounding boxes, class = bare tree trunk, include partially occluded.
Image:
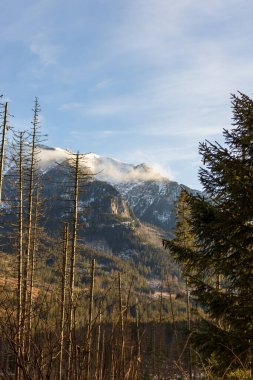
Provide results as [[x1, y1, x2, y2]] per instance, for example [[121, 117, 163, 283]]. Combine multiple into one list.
[[110, 320, 116, 380], [159, 287, 163, 324], [135, 303, 141, 378], [165, 271, 178, 344], [118, 273, 125, 380], [186, 277, 192, 380], [27, 181, 40, 359], [16, 132, 25, 380], [59, 223, 69, 380], [0, 102, 8, 204], [67, 153, 79, 380], [72, 306, 78, 380], [158, 284, 163, 379], [100, 331, 105, 380], [95, 310, 101, 380], [216, 274, 221, 290], [86, 259, 95, 380], [22, 98, 40, 356]]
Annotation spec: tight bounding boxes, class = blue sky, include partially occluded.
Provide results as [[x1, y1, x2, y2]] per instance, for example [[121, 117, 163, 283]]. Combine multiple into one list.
[[1, 0, 253, 189]]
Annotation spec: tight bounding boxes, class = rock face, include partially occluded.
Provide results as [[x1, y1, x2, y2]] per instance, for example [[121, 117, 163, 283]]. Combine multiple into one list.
[[29, 145, 194, 232], [36, 162, 133, 230], [115, 179, 184, 231], [1, 145, 198, 261]]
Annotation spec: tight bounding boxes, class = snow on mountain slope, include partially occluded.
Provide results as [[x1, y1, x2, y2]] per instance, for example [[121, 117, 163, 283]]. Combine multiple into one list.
[[37, 145, 165, 183], [38, 145, 69, 170], [115, 179, 183, 231], [35, 145, 197, 232]]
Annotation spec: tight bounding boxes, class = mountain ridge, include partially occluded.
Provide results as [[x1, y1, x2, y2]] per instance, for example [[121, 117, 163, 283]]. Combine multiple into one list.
[[33, 144, 198, 232], [36, 145, 169, 183], [1, 144, 196, 295]]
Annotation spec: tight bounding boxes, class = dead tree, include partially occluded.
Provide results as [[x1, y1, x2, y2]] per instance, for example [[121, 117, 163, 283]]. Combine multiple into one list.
[[59, 222, 69, 380], [85, 258, 95, 380], [0, 101, 8, 204], [61, 152, 90, 380], [15, 131, 26, 380], [94, 309, 102, 380], [22, 98, 43, 349], [27, 179, 41, 358], [118, 272, 125, 379], [66, 153, 80, 380]]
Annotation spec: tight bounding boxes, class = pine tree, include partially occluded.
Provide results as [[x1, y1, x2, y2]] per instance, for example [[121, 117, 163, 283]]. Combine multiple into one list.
[[164, 189, 195, 378], [164, 92, 253, 378]]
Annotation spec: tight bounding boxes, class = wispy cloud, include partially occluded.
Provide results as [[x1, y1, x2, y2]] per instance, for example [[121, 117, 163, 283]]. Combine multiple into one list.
[[69, 129, 114, 139], [60, 102, 130, 115], [84, 103, 129, 116], [30, 37, 63, 66], [1, 0, 253, 189], [93, 79, 112, 90], [59, 102, 83, 111]]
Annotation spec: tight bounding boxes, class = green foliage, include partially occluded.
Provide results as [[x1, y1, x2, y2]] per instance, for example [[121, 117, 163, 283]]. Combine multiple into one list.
[[164, 93, 253, 377]]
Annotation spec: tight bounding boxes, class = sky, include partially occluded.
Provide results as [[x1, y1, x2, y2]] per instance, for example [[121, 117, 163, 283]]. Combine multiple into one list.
[[1, 0, 253, 189]]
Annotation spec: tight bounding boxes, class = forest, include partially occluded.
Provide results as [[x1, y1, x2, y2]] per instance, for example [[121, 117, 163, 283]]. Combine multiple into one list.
[[0, 92, 252, 379]]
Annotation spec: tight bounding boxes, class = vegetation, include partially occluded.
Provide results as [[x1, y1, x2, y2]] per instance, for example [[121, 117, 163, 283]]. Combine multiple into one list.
[[0, 92, 252, 379], [0, 97, 191, 379], [164, 92, 253, 379]]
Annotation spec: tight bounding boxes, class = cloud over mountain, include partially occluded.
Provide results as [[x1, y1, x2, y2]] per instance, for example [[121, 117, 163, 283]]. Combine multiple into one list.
[[37, 145, 166, 183]]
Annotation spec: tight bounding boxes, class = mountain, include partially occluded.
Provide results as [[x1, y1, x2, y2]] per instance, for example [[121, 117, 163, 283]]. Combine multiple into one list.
[[1, 145, 197, 284], [36, 145, 164, 183], [115, 180, 182, 232], [36, 145, 193, 232]]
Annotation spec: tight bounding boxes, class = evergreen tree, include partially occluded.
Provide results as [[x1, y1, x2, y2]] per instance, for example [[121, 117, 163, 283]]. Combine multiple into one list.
[[164, 92, 253, 378]]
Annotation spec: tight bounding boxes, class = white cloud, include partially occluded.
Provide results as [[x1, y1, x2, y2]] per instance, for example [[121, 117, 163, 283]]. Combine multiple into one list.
[[1, 2, 63, 67], [60, 100, 136, 116], [142, 124, 224, 138], [94, 79, 112, 90], [59, 102, 83, 111], [1, 0, 55, 42], [113, 0, 234, 62], [1, 0, 253, 189], [30, 40, 63, 66], [26, 30, 64, 66], [84, 103, 129, 116]]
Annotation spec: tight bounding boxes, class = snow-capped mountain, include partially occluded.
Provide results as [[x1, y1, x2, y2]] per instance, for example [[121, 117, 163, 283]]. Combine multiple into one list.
[[115, 180, 183, 231], [2, 145, 187, 287], [35, 145, 193, 231], [2, 144, 197, 278], [37, 145, 165, 183]]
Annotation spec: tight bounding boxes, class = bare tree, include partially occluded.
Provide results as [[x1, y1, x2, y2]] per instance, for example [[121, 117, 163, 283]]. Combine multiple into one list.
[[59, 222, 69, 380], [85, 258, 95, 380], [23, 98, 43, 349], [15, 131, 25, 380], [118, 272, 125, 380], [0, 101, 8, 204], [63, 152, 90, 380]]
